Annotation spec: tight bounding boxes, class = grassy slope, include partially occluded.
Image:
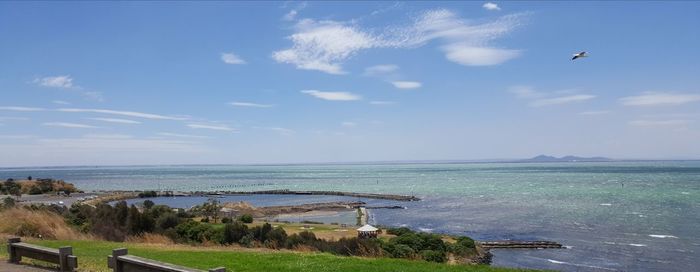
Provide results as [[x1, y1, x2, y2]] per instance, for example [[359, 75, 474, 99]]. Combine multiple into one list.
[[0, 239, 537, 272]]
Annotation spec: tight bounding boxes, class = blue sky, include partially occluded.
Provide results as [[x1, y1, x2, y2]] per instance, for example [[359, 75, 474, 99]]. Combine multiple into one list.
[[1, 1, 699, 166]]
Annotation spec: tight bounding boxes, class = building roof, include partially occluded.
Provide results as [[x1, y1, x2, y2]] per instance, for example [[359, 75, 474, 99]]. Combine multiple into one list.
[[357, 224, 378, 232]]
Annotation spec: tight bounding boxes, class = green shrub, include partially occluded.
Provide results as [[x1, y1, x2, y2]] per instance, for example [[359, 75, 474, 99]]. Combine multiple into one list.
[[387, 227, 413, 236], [420, 250, 446, 263], [238, 214, 254, 223]]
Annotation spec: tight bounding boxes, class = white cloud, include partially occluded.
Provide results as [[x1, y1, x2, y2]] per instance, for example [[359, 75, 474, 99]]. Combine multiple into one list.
[[390, 81, 422, 89], [341, 121, 357, 127], [283, 10, 298, 21], [483, 2, 501, 11], [87, 117, 142, 124], [228, 102, 274, 108], [508, 86, 543, 98], [58, 108, 187, 120], [620, 92, 700, 106], [272, 19, 375, 74], [157, 132, 212, 139], [0, 135, 36, 139], [42, 122, 99, 129], [370, 101, 396, 105], [35, 75, 73, 88], [221, 52, 246, 64], [282, 1, 307, 21], [364, 64, 399, 76], [52, 100, 70, 105], [579, 110, 611, 115], [254, 127, 295, 135], [443, 46, 519, 66], [530, 94, 596, 107], [273, 10, 524, 74], [629, 120, 692, 127], [0, 106, 45, 112], [82, 91, 105, 102], [301, 90, 362, 101], [187, 124, 236, 132]]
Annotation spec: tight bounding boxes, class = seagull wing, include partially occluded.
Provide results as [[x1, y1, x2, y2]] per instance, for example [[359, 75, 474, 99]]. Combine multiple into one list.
[[572, 55, 579, 60]]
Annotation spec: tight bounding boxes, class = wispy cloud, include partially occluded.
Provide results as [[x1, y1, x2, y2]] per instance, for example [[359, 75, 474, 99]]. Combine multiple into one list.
[[364, 64, 399, 76], [0, 135, 36, 140], [33, 76, 104, 101], [273, 9, 525, 74], [620, 92, 700, 106], [301, 90, 362, 101], [283, 10, 299, 21], [370, 101, 396, 105], [0, 117, 30, 121], [221, 52, 246, 64], [0, 106, 45, 112], [187, 124, 236, 132], [390, 81, 422, 89], [579, 110, 611, 116], [254, 126, 295, 135], [629, 119, 692, 127], [228, 102, 274, 108], [508, 86, 543, 98], [87, 117, 142, 124], [58, 108, 187, 120], [341, 121, 357, 127], [34, 75, 74, 88], [530, 94, 596, 107], [52, 100, 70, 105], [157, 132, 212, 139], [42, 122, 99, 129], [483, 2, 501, 11], [282, 2, 307, 21]]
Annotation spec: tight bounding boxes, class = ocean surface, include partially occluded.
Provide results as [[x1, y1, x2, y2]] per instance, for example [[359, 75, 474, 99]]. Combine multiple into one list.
[[1, 161, 698, 271]]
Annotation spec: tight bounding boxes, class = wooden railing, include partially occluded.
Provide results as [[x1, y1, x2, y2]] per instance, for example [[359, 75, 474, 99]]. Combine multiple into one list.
[[108, 248, 226, 272], [7, 237, 78, 271]]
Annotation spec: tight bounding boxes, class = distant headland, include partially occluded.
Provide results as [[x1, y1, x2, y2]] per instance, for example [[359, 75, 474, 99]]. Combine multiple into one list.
[[518, 155, 613, 163]]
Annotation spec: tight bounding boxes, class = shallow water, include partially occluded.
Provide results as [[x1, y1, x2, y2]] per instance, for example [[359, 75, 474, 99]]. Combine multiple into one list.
[[2, 161, 698, 271]]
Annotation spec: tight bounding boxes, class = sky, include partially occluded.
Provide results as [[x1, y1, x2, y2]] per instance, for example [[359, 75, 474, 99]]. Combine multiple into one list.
[[1, 1, 699, 167]]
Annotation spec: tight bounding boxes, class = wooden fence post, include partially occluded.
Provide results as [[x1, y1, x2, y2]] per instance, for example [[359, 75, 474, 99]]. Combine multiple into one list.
[[110, 248, 128, 272], [7, 237, 21, 263], [58, 246, 73, 271]]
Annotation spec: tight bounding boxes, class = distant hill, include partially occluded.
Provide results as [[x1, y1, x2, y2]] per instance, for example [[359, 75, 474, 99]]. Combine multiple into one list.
[[520, 155, 612, 162]]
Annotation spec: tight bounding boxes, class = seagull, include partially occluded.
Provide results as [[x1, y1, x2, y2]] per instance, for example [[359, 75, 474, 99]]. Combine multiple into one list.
[[572, 51, 588, 60]]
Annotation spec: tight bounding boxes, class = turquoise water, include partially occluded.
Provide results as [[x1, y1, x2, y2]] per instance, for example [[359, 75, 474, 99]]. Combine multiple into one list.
[[2, 161, 699, 271]]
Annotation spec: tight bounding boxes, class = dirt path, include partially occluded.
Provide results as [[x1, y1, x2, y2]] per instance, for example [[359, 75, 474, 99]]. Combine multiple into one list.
[[0, 260, 56, 271]]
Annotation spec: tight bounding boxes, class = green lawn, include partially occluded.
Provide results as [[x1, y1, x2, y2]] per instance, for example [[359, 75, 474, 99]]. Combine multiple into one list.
[[0, 239, 538, 272]]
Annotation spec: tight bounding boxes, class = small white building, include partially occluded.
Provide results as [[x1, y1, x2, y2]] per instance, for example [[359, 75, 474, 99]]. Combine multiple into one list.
[[357, 224, 379, 239]]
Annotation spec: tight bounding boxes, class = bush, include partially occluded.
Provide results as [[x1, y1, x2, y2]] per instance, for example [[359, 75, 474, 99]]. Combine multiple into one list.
[[138, 191, 158, 198], [156, 213, 180, 231], [420, 250, 446, 263], [28, 185, 43, 195], [221, 221, 249, 245], [175, 220, 214, 243], [143, 200, 155, 209], [221, 217, 232, 224], [387, 227, 413, 236], [238, 214, 253, 223], [2, 197, 15, 208], [383, 242, 415, 258]]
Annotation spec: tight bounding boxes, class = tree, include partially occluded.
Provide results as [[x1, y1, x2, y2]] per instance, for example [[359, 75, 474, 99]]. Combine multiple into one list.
[[221, 221, 249, 244], [143, 200, 155, 209], [3, 197, 15, 208], [202, 199, 221, 223], [238, 214, 253, 223]]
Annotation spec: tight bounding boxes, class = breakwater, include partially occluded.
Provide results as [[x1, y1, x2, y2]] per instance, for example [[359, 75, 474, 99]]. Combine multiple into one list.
[[478, 241, 563, 249], [203, 189, 420, 201]]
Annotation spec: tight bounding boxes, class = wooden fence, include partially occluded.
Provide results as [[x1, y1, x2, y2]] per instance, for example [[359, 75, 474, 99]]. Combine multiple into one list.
[[108, 248, 226, 272], [7, 237, 78, 271]]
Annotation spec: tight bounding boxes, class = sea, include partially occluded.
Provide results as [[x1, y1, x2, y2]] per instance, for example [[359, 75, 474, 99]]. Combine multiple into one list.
[[1, 161, 698, 271]]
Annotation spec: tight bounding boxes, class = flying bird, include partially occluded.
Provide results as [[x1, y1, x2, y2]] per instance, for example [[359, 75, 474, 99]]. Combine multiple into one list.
[[572, 51, 588, 60]]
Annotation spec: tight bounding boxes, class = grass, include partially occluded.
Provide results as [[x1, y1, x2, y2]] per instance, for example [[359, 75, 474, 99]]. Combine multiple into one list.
[[0, 239, 538, 272]]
